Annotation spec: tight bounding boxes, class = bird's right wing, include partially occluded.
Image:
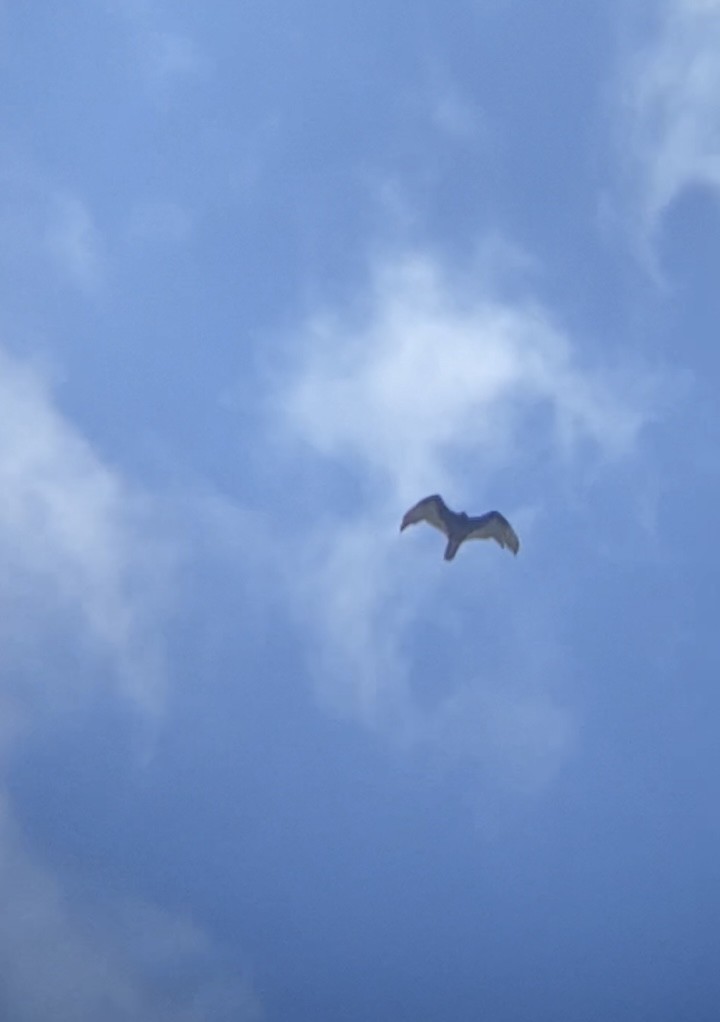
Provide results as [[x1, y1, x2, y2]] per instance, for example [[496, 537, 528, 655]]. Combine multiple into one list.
[[466, 511, 520, 554], [400, 494, 451, 535]]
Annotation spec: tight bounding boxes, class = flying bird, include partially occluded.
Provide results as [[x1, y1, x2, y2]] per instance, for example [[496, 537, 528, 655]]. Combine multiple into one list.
[[400, 494, 520, 561]]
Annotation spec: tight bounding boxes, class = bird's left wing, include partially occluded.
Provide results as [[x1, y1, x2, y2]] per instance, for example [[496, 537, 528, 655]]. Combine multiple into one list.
[[400, 494, 451, 535], [466, 511, 520, 554]]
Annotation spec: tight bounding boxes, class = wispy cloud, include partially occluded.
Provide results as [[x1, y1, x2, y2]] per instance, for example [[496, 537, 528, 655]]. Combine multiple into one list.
[[266, 248, 658, 795], [616, 0, 720, 240], [103, 0, 208, 99], [0, 346, 170, 718], [0, 169, 105, 297], [0, 794, 262, 1022], [144, 30, 206, 84], [0, 344, 265, 1018], [279, 253, 651, 501], [44, 194, 105, 292]]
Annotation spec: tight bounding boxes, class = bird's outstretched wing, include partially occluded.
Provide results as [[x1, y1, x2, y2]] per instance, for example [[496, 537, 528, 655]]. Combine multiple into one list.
[[400, 494, 452, 535], [466, 511, 520, 554]]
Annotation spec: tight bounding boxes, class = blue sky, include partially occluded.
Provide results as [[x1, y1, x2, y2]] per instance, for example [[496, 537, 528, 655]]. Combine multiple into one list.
[[1, 1, 720, 1018]]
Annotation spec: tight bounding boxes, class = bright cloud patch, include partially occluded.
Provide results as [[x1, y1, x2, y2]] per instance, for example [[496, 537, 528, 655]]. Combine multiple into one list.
[[270, 250, 656, 793], [0, 347, 170, 719], [620, 0, 720, 233], [283, 255, 649, 503]]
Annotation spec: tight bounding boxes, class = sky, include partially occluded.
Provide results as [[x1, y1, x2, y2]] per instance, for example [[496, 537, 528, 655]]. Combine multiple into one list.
[[1, 0, 720, 1019]]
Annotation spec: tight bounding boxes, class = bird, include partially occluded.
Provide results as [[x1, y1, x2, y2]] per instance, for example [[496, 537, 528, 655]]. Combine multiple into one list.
[[400, 494, 519, 561]]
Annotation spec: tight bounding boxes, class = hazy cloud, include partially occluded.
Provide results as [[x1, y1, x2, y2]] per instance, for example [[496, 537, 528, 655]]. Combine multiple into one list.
[[102, 1, 207, 97], [268, 248, 657, 793], [0, 795, 262, 1022], [0, 171, 105, 297], [617, 0, 720, 238], [0, 345, 264, 1019], [0, 346, 170, 718], [280, 253, 651, 502], [44, 195, 105, 293]]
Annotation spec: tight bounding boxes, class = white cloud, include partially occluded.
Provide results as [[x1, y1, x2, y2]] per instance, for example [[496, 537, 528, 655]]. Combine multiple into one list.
[[0, 346, 171, 723], [0, 347, 264, 1019], [268, 248, 657, 794], [617, 0, 720, 237], [280, 253, 651, 502]]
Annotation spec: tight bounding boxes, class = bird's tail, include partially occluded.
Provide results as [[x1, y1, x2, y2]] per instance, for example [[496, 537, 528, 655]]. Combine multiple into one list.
[[444, 538, 461, 561]]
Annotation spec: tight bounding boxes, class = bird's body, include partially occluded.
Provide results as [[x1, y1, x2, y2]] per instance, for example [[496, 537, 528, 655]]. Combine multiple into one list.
[[400, 494, 519, 561]]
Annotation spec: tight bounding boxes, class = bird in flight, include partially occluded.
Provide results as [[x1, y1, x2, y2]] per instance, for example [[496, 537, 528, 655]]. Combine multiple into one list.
[[400, 494, 520, 561]]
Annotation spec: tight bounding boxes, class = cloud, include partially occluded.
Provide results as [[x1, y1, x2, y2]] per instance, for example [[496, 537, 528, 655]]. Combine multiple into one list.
[[430, 93, 482, 141], [420, 62, 491, 146], [0, 345, 265, 1019], [144, 31, 206, 84], [44, 195, 105, 293], [278, 253, 651, 501], [0, 795, 262, 1022], [0, 170, 105, 297], [102, 1, 207, 99], [616, 0, 720, 238], [267, 248, 657, 794], [0, 346, 170, 719]]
